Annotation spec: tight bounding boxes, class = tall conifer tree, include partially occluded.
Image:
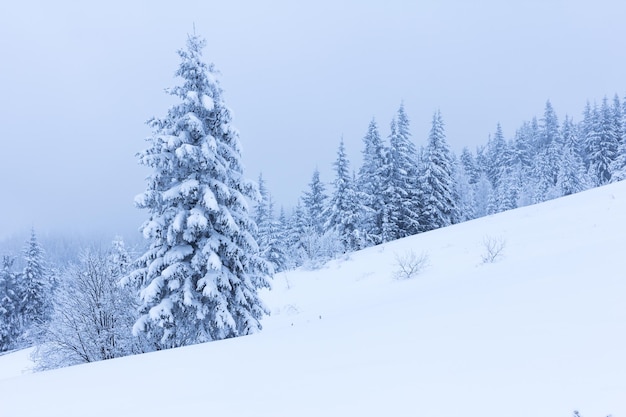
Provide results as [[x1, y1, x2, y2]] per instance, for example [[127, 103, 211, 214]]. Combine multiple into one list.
[[127, 34, 270, 348], [419, 111, 457, 230]]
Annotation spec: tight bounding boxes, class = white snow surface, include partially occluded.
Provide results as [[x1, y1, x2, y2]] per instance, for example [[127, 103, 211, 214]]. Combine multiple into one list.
[[1, 182, 625, 417]]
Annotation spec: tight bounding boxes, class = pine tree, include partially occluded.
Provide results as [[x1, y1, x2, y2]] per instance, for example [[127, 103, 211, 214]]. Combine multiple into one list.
[[456, 147, 482, 220], [610, 94, 626, 181], [610, 138, 626, 182], [255, 173, 270, 242], [557, 115, 589, 195], [127, 34, 270, 349], [419, 111, 457, 230], [255, 177, 286, 273], [357, 118, 387, 245], [485, 124, 519, 211], [539, 100, 560, 147], [301, 168, 328, 235], [459, 147, 480, 185], [386, 104, 420, 238], [254, 173, 280, 273], [325, 138, 363, 252], [0, 256, 20, 351], [19, 228, 51, 332], [485, 123, 508, 189], [264, 195, 288, 272], [587, 98, 619, 185]]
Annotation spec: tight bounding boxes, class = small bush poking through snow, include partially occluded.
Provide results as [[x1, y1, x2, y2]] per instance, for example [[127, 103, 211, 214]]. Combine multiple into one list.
[[481, 235, 506, 264], [393, 250, 430, 280]]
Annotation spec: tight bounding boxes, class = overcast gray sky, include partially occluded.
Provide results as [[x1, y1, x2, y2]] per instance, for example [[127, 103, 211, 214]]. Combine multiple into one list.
[[1, 0, 625, 240]]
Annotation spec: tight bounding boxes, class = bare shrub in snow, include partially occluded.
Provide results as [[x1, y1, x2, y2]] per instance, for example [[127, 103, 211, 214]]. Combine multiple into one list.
[[481, 235, 506, 264], [32, 242, 150, 371], [393, 250, 430, 280]]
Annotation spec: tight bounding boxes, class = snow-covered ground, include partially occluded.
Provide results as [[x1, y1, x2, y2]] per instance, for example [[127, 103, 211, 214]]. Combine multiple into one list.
[[1, 182, 625, 417]]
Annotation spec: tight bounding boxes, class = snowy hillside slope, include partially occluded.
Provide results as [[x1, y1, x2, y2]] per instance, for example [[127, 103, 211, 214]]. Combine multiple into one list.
[[1, 181, 625, 417]]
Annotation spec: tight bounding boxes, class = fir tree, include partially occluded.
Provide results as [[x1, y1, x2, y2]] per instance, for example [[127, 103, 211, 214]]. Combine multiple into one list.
[[419, 111, 457, 230], [386, 104, 420, 238], [610, 95, 626, 181], [301, 168, 328, 235], [19, 228, 51, 332], [254, 173, 283, 273], [256, 180, 287, 273], [459, 147, 480, 185], [557, 115, 589, 195], [610, 139, 626, 182], [127, 34, 270, 349], [485, 124, 519, 211], [357, 118, 388, 245], [587, 98, 619, 185], [325, 138, 363, 252], [485, 123, 508, 189], [0, 256, 20, 351]]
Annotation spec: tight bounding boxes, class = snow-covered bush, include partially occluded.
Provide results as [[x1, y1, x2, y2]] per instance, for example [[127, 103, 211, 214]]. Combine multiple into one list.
[[32, 244, 148, 371]]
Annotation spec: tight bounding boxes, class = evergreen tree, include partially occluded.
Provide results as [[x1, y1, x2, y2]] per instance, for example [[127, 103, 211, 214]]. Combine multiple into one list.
[[127, 34, 270, 349], [612, 94, 623, 144], [537, 101, 562, 190], [254, 173, 285, 272], [19, 228, 51, 332], [357, 118, 388, 245], [419, 111, 457, 230], [0, 256, 20, 351], [282, 204, 302, 266], [301, 168, 328, 235], [325, 138, 363, 252], [610, 95, 626, 181], [539, 100, 560, 147], [254, 173, 270, 242], [459, 147, 480, 184], [386, 104, 420, 238], [557, 115, 589, 195], [587, 98, 619, 185], [512, 120, 537, 174], [485, 124, 519, 212], [610, 138, 626, 182], [485, 123, 508, 189], [262, 194, 287, 273]]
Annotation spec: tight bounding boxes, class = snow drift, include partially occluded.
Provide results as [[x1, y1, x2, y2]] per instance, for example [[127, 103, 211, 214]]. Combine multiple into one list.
[[1, 181, 625, 417]]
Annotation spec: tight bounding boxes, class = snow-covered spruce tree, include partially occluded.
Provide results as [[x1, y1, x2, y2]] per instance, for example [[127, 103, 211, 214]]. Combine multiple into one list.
[[586, 98, 619, 186], [127, 35, 270, 349], [254, 173, 270, 242], [264, 194, 288, 272], [610, 136, 626, 182], [302, 168, 328, 236], [0, 256, 20, 351], [484, 123, 508, 190], [418, 111, 457, 231], [484, 124, 521, 212], [453, 154, 476, 222], [324, 138, 363, 252], [610, 95, 626, 181], [19, 228, 51, 336], [284, 202, 308, 265], [357, 118, 388, 246], [254, 175, 287, 273], [386, 104, 421, 239], [557, 115, 589, 195]]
